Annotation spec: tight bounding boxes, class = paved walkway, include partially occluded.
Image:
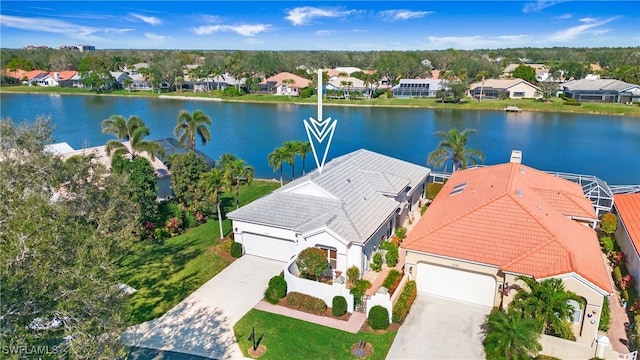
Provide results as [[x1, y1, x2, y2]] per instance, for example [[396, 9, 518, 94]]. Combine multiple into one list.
[[604, 254, 631, 354], [121, 256, 284, 360], [254, 301, 367, 333]]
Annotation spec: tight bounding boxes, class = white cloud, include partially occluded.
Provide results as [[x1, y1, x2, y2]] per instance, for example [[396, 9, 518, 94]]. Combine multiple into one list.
[[556, 13, 572, 20], [285, 6, 356, 26], [315, 30, 335, 36], [379, 9, 433, 21], [0, 14, 97, 36], [523, 0, 564, 13], [425, 34, 533, 50], [130, 13, 162, 26], [193, 24, 270, 36], [549, 16, 620, 41], [145, 32, 166, 42]]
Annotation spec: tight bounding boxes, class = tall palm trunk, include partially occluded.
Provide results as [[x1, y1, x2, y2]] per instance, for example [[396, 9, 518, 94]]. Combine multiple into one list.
[[236, 180, 240, 209], [302, 156, 306, 175], [279, 165, 283, 187]]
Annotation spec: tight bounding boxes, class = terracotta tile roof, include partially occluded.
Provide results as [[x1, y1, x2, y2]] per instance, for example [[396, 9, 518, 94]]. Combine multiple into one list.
[[402, 163, 611, 293], [26, 70, 48, 80], [48, 71, 78, 81], [614, 194, 640, 254], [261, 72, 311, 88]]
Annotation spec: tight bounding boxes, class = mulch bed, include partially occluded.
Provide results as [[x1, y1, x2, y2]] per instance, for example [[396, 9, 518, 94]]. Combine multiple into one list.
[[359, 320, 401, 334], [350, 342, 374, 358], [247, 344, 266, 358], [275, 297, 352, 321]]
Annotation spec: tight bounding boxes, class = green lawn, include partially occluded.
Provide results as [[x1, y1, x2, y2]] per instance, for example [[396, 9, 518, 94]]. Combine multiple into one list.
[[118, 180, 279, 325], [234, 309, 397, 360]]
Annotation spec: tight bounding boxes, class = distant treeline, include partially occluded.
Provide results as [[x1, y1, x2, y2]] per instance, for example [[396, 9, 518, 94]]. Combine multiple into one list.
[[1, 47, 639, 84]]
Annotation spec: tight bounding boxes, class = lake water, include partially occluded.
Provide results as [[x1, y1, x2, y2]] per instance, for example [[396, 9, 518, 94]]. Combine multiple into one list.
[[1, 93, 639, 184]]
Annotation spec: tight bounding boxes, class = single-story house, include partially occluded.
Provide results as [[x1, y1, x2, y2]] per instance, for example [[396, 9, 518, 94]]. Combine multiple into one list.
[[614, 194, 640, 293], [401, 156, 612, 342], [502, 63, 548, 80], [468, 78, 541, 99], [392, 79, 444, 98], [334, 66, 362, 75], [258, 72, 311, 96], [562, 79, 640, 103], [228, 149, 430, 277], [42, 71, 80, 87]]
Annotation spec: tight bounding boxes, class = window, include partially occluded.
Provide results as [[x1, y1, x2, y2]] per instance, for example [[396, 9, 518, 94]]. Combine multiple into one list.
[[513, 92, 525, 97], [567, 299, 582, 324], [317, 246, 337, 269]]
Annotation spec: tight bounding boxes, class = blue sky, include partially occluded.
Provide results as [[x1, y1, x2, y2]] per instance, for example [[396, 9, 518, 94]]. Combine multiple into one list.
[[1, 1, 638, 50]]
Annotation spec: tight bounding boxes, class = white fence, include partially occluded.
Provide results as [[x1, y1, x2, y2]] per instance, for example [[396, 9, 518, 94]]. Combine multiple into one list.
[[284, 258, 354, 313]]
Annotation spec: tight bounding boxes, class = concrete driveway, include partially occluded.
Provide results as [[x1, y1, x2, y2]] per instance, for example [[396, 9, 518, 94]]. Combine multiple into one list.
[[386, 295, 490, 360], [121, 255, 284, 359]]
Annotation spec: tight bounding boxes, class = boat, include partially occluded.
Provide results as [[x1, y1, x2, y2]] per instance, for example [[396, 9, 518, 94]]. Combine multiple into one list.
[[504, 105, 521, 112]]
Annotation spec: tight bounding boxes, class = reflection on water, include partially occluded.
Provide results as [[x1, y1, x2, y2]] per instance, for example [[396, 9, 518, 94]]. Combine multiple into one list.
[[1, 93, 639, 184]]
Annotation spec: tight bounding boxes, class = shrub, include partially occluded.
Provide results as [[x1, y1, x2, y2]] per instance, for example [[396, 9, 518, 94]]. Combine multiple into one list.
[[383, 270, 402, 294], [600, 213, 618, 235], [153, 227, 171, 242], [393, 280, 417, 323], [385, 243, 399, 267], [611, 251, 627, 266], [420, 205, 428, 215], [622, 274, 635, 290], [296, 247, 329, 280], [385, 90, 393, 99], [426, 182, 445, 200], [350, 279, 372, 304], [599, 297, 611, 331], [614, 266, 623, 286], [623, 290, 630, 303], [332, 296, 347, 317], [368, 305, 390, 330], [299, 88, 313, 98], [563, 98, 582, 106], [286, 292, 326, 313], [183, 210, 197, 229], [222, 87, 243, 97], [230, 241, 243, 258], [395, 227, 408, 240], [346, 266, 360, 287], [372, 88, 387, 98], [370, 253, 383, 272], [265, 275, 287, 304], [600, 236, 614, 254]]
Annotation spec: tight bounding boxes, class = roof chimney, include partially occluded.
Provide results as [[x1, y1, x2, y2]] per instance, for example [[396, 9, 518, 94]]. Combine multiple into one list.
[[510, 150, 522, 164]]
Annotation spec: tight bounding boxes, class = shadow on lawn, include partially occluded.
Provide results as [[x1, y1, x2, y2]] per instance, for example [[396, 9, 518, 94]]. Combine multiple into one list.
[[123, 301, 237, 359]]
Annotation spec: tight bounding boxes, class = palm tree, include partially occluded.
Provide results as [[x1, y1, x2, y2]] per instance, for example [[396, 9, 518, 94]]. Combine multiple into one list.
[[510, 276, 580, 338], [427, 128, 485, 172], [295, 140, 312, 175], [481, 308, 542, 360], [101, 114, 164, 160], [282, 78, 296, 97], [199, 168, 229, 239], [217, 153, 238, 171], [122, 78, 133, 93], [174, 109, 212, 151], [226, 159, 254, 209], [283, 141, 297, 180], [268, 146, 287, 187]]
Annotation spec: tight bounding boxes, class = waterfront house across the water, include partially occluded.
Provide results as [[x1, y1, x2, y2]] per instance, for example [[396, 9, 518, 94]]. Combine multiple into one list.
[[562, 79, 640, 103]]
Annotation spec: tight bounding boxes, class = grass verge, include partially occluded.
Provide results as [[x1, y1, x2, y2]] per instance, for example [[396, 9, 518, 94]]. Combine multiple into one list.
[[234, 309, 397, 360], [118, 180, 279, 325]]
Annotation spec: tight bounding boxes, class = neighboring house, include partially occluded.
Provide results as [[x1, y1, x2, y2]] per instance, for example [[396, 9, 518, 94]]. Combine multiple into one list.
[[468, 78, 541, 99], [195, 73, 245, 92], [334, 66, 362, 75], [502, 63, 548, 79], [325, 76, 367, 97], [562, 79, 640, 103], [613, 194, 640, 293], [43, 71, 79, 87], [53, 142, 172, 200], [392, 79, 444, 98], [228, 149, 429, 271], [401, 157, 612, 342], [258, 72, 311, 95]]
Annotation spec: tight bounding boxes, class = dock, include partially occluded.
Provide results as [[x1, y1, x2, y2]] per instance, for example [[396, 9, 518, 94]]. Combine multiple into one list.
[[504, 106, 521, 112]]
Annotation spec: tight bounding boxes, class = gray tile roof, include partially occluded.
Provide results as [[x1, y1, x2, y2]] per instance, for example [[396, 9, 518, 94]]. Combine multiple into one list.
[[562, 79, 640, 92], [229, 149, 430, 244]]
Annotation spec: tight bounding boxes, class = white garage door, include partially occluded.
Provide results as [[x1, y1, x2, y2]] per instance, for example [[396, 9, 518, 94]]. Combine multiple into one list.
[[241, 233, 296, 262], [416, 263, 496, 307]]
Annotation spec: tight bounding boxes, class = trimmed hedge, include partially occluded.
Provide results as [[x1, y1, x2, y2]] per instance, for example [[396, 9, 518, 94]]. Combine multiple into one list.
[[265, 275, 287, 304], [332, 296, 347, 317], [383, 270, 402, 294], [368, 305, 390, 330], [614, 266, 623, 287], [392, 280, 417, 323], [371, 253, 383, 272], [600, 236, 614, 254], [599, 296, 611, 331], [286, 292, 327, 313], [230, 241, 243, 258]]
